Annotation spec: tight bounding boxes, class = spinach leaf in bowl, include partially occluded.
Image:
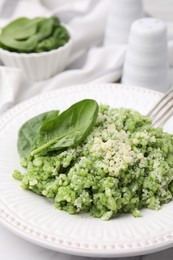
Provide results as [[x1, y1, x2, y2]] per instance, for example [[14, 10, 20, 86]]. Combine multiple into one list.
[[0, 16, 69, 53]]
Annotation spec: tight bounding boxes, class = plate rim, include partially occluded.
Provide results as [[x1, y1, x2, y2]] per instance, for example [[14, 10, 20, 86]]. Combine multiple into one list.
[[1, 83, 173, 258], [0, 83, 163, 129]]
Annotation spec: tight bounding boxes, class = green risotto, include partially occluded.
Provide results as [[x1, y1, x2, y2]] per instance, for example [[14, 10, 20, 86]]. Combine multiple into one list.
[[13, 102, 173, 220]]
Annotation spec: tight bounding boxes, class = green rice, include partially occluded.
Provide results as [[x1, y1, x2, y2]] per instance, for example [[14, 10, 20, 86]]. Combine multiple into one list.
[[13, 105, 173, 220]]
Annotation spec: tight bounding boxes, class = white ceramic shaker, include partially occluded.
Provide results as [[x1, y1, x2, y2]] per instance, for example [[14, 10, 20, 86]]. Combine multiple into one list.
[[122, 18, 170, 91], [104, 0, 144, 46]]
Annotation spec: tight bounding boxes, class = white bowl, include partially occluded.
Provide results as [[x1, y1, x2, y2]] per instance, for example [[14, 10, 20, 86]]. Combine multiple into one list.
[[0, 25, 73, 81]]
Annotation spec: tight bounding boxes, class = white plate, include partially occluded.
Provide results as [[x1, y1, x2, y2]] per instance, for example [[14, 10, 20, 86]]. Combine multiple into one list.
[[0, 83, 173, 258]]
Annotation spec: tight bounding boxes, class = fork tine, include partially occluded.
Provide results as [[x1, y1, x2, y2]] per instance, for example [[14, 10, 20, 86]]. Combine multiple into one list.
[[150, 94, 173, 119], [147, 87, 173, 117], [152, 104, 173, 128]]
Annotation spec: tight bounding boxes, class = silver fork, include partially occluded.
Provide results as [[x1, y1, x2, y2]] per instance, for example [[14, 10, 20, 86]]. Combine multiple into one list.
[[147, 87, 173, 128]]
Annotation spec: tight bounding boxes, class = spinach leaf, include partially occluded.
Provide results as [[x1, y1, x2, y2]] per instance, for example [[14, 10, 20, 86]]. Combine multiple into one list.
[[0, 34, 38, 53], [2, 17, 43, 40], [0, 17, 44, 52], [35, 17, 59, 43], [17, 110, 59, 158], [0, 16, 69, 53], [35, 24, 69, 53], [31, 99, 98, 156]]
